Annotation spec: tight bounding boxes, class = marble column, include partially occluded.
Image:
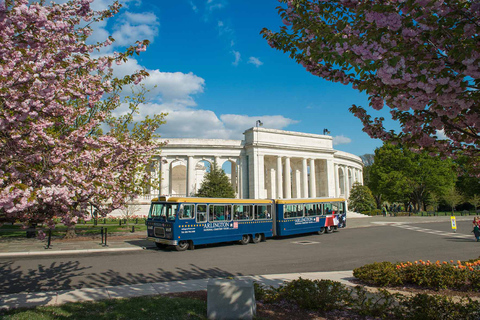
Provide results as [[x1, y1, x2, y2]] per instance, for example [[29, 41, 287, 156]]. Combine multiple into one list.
[[186, 156, 195, 196], [276, 156, 283, 199], [309, 159, 316, 198], [257, 154, 265, 198], [284, 157, 291, 199], [159, 157, 166, 196], [326, 159, 335, 197], [302, 158, 308, 198]]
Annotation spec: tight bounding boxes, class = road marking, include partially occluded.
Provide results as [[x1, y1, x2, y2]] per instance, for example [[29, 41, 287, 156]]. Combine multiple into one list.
[[391, 223, 471, 239], [291, 241, 320, 245]]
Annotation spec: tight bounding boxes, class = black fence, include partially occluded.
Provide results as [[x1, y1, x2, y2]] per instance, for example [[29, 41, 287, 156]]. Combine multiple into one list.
[[0, 226, 109, 249]]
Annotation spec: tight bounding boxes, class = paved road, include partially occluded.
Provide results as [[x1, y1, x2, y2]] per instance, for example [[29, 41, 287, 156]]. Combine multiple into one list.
[[1, 218, 478, 295]]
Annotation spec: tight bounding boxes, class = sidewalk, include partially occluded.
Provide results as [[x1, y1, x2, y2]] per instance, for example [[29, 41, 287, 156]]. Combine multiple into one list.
[[0, 270, 355, 311], [0, 215, 473, 258]]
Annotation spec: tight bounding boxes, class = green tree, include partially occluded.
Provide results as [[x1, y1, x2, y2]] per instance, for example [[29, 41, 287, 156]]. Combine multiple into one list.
[[195, 162, 236, 198], [368, 144, 412, 209], [468, 194, 480, 212], [348, 182, 376, 213], [368, 143, 456, 211], [443, 188, 463, 214]]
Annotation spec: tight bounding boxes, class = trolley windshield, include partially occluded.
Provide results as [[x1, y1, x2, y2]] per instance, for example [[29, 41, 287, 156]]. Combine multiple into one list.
[[148, 203, 178, 221]]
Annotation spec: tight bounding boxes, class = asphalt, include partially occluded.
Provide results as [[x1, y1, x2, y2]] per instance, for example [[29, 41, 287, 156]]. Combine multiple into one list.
[[0, 214, 475, 311]]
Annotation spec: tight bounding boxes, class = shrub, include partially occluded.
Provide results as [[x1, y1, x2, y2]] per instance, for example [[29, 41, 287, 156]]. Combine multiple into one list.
[[397, 294, 480, 320], [353, 261, 403, 286], [355, 259, 480, 291], [256, 278, 480, 319], [255, 278, 350, 311]]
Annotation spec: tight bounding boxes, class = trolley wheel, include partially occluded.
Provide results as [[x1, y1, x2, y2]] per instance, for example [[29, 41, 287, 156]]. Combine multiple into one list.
[[251, 233, 261, 244], [155, 242, 166, 249], [239, 234, 250, 245], [317, 227, 325, 235], [325, 226, 333, 234], [332, 226, 339, 232], [175, 240, 189, 251]]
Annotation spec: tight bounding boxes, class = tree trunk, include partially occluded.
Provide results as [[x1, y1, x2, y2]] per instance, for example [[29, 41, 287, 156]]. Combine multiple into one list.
[[64, 226, 76, 239]]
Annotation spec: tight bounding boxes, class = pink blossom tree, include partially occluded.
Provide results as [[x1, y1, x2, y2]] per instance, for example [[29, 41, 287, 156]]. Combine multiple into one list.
[[0, 0, 165, 234], [262, 0, 479, 174]]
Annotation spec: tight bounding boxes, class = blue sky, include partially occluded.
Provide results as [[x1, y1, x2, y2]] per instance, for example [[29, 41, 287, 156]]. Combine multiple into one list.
[[92, 0, 392, 156]]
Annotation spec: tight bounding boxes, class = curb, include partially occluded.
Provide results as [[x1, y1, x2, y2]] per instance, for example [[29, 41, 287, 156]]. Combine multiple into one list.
[[0, 246, 145, 258]]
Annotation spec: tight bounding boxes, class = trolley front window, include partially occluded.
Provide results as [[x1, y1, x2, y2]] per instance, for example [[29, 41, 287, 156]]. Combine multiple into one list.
[[148, 203, 178, 221]]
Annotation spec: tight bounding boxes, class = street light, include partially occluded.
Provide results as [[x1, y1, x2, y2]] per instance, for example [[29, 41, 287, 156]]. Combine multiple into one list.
[[256, 120, 263, 127], [323, 128, 330, 135]]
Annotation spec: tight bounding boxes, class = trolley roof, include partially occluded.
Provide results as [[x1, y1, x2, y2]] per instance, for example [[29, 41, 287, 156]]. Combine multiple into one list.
[[151, 196, 345, 204], [151, 197, 274, 204], [275, 198, 346, 204]]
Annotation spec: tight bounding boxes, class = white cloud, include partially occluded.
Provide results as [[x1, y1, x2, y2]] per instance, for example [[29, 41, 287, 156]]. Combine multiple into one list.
[[112, 58, 205, 105], [232, 50, 241, 66], [157, 109, 297, 140], [248, 56, 263, 67], [436, 129, 448, 140], [220, 114, 298, 133], [332, 135, 352, 145], [111, 12, 159, 46], [189, 1, 198, 13]]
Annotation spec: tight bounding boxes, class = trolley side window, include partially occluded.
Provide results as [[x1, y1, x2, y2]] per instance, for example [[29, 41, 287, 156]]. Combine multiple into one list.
[[305, 203, 322, 216], [254, 205, 271, 220], [285, 204, 303, 218], [197, 204, 207, 223], [324, 203, 333, 215], [233, 205, 252, 220], [209, 205, 231, 222], [332, 202, 344, 214], [284, 205, 295, 218], [337, 202, 345, 214], [180, 204, 194, 219], [305, 204, 315, 216]]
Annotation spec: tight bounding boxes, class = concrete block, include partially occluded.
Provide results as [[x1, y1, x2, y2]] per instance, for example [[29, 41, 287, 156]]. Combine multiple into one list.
[[207, 279, 256, 320]]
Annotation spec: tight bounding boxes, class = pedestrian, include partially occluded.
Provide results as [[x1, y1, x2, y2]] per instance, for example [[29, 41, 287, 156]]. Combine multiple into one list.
[[472, 218, 480, 242]]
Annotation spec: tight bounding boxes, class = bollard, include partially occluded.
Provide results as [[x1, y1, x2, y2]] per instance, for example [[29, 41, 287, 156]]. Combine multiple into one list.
[[119, 220, 122, 226], [131, 226, 135, 233], [45, 229, 52, 249], [94, 219, 97, 226], [104, 228, 108, 246], [101, 227, 104, 245], [136, 218, 138, 225], [104, 218, 106, 224]]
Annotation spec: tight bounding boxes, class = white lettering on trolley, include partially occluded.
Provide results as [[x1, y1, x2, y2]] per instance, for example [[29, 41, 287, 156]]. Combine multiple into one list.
[[294, 217, 318, 225], [204, 222, 236, 231]]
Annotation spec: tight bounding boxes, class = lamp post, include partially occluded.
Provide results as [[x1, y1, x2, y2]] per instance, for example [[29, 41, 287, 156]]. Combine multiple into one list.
[[323, 128, 330, 135], [256, 120, 263, 127]]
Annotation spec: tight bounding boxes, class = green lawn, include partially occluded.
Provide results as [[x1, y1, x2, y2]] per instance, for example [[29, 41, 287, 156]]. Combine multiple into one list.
[[0, 295, 207, 320], [0, 221, 147, 239]]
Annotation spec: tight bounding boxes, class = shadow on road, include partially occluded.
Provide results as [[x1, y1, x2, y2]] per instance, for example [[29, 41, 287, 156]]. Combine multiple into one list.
[[0, 259, 245, 311]]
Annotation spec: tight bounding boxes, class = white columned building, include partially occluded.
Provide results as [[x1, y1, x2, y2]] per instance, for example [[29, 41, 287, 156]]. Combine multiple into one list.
[[147, 127, 364, 201]]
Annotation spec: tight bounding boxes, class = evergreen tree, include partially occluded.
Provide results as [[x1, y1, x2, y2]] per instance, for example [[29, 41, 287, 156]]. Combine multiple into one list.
[[348, 182, 376, 213], [195, 162, 236, 198]]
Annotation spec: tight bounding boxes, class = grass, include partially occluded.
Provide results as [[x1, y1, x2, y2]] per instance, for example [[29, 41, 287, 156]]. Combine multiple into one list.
[[0, 220, 147, 239], [369, 211, 478, 217], [0, 295, 207, 320]]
